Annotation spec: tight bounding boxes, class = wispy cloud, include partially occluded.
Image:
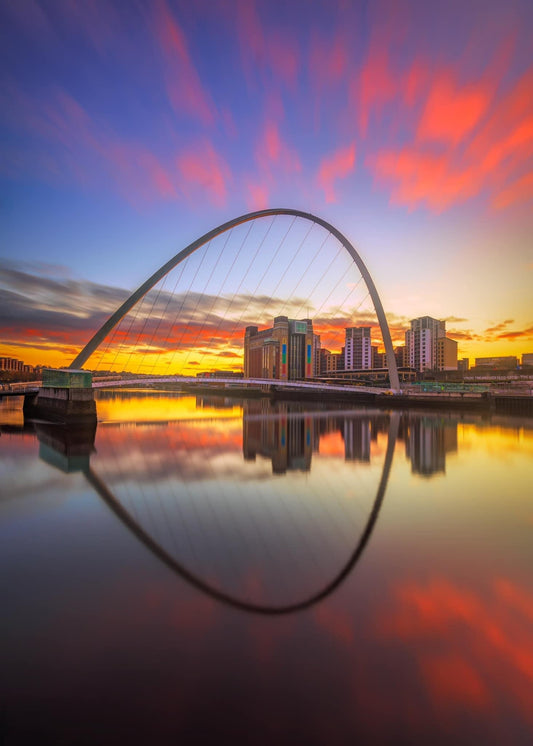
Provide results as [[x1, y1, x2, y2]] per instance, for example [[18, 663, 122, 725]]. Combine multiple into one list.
[[317, 144, 356, 203], [151, 0, 215, 126]]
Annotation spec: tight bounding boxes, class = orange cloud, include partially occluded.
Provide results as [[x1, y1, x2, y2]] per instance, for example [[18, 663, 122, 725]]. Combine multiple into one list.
[[317, 143, 356, 203], [495, 326, 533, 341]]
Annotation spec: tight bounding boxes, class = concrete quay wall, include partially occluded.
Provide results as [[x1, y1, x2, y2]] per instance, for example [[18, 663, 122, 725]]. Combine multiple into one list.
[[23, 386, 96, 424]]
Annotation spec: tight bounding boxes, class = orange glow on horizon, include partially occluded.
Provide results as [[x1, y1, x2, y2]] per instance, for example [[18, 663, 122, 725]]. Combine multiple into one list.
[[95, 393, 243, 424]]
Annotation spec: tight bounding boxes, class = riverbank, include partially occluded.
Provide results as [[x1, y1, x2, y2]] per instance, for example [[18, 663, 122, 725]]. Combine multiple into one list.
[[182, 383, 533, 416]]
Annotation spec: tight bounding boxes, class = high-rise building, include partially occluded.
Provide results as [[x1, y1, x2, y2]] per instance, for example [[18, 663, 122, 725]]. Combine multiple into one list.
[[244, 316, 316, 380], [344, 327, 371, 370], [394, 345, 408, 369], [405, 316, 446, 371], [523, 353, 533, 367], [436, 337, 458, 371], [320, 350, 343, 374], [371, 346, 386, 369], [313, 334, 321, 377]]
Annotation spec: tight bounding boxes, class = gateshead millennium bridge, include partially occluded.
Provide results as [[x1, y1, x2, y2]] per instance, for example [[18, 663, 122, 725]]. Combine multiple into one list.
[[68, 208, 401, 391]]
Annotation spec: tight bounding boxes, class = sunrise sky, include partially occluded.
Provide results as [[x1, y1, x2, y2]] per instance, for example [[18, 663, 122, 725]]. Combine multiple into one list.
[[1, 0, 532, 372]]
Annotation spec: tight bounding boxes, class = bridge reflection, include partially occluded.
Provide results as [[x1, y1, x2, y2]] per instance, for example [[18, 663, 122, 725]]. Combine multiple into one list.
[[22, 401, 463, 614], [86, 409, 399, 615]]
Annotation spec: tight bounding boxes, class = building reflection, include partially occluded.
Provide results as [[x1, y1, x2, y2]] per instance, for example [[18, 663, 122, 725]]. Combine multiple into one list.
[[403, 415, 458, 477], [242, 400, 314, 473], [240, 402, 459, 477], [241, 400, 389, 472]]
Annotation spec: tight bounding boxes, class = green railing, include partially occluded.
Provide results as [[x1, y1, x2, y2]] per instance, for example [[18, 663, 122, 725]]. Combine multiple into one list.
[[410, 381, 490, 394]]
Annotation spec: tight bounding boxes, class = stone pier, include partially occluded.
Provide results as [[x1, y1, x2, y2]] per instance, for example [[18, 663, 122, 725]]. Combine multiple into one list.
[[23, 368, 96, 424]]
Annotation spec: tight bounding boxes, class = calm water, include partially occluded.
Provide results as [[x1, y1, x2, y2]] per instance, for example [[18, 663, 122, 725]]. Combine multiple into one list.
[[1, 391, 532, 745]]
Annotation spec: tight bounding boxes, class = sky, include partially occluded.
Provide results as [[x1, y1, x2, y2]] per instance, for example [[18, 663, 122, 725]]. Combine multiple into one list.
[[1, 0, 532, 373]]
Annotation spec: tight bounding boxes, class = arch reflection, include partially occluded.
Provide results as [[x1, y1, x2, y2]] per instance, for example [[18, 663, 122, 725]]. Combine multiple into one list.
[[29, 402, 403, 615], [81, 407, 399, 616]]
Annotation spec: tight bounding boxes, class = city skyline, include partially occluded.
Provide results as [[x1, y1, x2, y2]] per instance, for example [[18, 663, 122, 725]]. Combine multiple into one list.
[[1, 0, 532, 371]]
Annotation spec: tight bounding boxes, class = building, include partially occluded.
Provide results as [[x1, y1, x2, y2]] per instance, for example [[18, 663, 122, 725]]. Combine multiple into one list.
[[436, 337, 458, 371], [313, 334, 321, 376], [371, 346, 386, 369], [521, 353, 533, 367], [244, 316, 317, 380], [474, 356, 518, 370], [394, 345, 408, 369], [0, 357, 24, 371], [458, 357, 470, 373], [344, 327, 371, 370], [405, 316, 446, 371], [320, 349, 343, 374]]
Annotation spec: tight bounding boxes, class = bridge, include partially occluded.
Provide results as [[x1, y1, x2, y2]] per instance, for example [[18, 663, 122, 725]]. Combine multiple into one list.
[[68, 208, 401, 391], [90, 376, 394, 395]]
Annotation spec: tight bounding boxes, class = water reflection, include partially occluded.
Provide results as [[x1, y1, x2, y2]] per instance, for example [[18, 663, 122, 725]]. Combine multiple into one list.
[[242, 400, 392, 471], [29, 404, 399, 614], [403, 414, 458, 477], [1, 395, 533, 745]]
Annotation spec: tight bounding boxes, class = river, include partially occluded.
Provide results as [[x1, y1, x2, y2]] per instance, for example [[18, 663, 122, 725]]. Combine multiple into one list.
[[1, 391, 532, 744]]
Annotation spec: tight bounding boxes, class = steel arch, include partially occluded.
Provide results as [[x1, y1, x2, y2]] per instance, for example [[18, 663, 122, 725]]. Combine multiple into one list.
[[69, 208, 400, 390]]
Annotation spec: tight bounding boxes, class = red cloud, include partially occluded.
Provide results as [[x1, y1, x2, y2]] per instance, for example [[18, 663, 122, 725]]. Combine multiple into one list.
[[246, 181, 269, 210], [357, 45, 396, 138], [493, 171, 533, 209], [417, 73, 493, 145], [377, 577, 533, 721], [176, 139, 231, 206], [317, 143, 356, 203], [152, 0, 215, 126], [420, 654, 491, 710], [256, 119, 301, 173], [368, 147, 480, 212], [356, 26, 532, 212]]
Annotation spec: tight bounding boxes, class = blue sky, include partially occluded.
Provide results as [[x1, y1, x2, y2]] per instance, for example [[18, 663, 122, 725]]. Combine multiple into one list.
[[1, 0, 532, 370]]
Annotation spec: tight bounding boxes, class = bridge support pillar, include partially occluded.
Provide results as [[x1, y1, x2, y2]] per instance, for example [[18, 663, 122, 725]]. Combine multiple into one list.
[[23, 369, 96, 424]]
